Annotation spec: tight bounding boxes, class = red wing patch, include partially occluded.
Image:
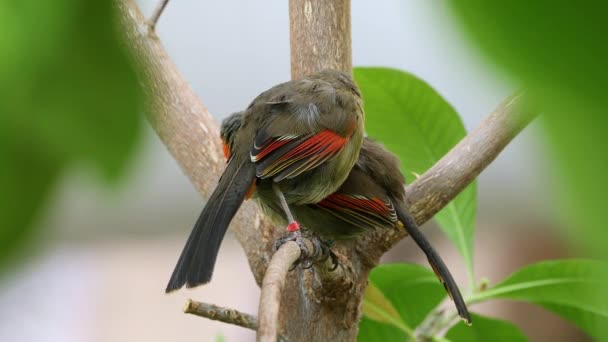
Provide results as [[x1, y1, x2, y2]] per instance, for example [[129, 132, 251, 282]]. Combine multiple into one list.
[[251, 129, 349, 181], [244, 180, 257, 200], [222, 142, 231, 160], [314, 194, 397, 231], [251, 135, 295, 162]]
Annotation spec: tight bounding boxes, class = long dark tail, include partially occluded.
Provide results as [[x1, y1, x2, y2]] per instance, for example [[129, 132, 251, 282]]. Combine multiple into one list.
[[165, 158, 256, 293], [394, 204, 471, 325]]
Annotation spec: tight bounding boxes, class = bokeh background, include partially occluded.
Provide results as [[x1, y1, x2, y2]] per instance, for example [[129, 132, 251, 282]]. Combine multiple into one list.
[[0, 1, 587, 341]]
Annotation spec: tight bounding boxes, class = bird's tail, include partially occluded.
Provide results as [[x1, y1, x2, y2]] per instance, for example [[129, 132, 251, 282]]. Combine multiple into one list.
[[395, 204, 471, 325], [165, 158, 256, 293]]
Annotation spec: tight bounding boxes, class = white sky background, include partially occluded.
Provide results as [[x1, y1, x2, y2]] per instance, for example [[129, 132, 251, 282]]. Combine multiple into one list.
[[0, 1, 553, 341]]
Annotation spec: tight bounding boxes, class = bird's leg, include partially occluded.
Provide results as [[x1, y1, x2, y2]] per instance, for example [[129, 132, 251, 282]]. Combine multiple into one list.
[[273, 183, 309, 267]]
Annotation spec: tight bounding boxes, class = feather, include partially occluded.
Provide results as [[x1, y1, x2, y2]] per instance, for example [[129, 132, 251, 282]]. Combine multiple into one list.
[[394, 203, 471, 324], [252, 129, 348, 180], [314, 194, 397, 231], [165, 157, 256, 292]]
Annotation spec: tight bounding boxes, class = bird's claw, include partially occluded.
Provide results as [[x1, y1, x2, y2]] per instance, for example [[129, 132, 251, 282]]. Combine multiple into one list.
[[315, 241, 339, 271], [275, 229, 309, 270], [275, 231, 340, 272], [327, 249, 339, 271]]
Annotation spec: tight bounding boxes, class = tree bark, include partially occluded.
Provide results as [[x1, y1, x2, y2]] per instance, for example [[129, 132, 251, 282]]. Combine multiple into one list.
[[290, 0, 352, 78], [116, 1, 536, 341]]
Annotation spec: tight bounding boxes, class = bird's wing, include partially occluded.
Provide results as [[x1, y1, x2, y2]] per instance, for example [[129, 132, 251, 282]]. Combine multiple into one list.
[[248, 77, 361, 182], [313, 193, 398, 231], [251, 123, 352, 182], [311, 169, 398, 231]]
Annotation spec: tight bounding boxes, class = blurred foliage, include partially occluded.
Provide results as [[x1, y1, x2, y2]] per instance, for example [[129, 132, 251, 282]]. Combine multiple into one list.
[[468, 259, 608, 340], [358, 263, 445, 341], [445, 314, 527, 342], [354, 67, 477, 284], [445, 3, 608, 338], [446, 1, 608, 258], [0, 1, 142, 272]]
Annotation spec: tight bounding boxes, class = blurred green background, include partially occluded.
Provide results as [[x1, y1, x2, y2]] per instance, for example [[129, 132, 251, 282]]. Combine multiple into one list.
[[0, 1, 604, 341]]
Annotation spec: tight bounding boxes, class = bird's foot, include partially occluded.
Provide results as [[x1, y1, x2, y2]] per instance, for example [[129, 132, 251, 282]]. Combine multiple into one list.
[[275, 227, 340, 271], [310, 235, 338, 271], [302, 234, 339, 271], [275, 227, 309, 270]]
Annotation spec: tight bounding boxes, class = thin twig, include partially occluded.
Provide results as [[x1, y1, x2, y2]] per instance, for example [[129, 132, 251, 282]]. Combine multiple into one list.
[[184, 300, 258, 330], [415, 302, 458, 340], [257, 241, 302, 342], [147, 0, 170, 31]]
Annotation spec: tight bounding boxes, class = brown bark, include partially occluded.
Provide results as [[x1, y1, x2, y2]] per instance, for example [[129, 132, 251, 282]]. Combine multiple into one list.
[[116, 1, 536, 341], [289, 0, 352, 79], [257, 241, 302, 342], [184, 300, 258, 331]]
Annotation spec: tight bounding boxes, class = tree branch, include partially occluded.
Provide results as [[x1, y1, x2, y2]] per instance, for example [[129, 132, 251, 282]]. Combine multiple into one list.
[[257, 241, 301, 342], [290, 0, 352, 78], [184, 300, 258, 331], [403, 92, 534, 227], [147, 0, 170, 31], [116, 0, 273, 286]]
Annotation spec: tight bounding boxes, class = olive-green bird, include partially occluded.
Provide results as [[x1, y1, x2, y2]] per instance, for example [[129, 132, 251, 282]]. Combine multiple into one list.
[[220, 111, 471, 325], [166, 69, 364, 292]]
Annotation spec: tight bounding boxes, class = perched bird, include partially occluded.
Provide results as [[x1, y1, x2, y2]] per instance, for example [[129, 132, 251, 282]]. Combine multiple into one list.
[[166, 69, 364, 292], [220, 112, 472, 324]]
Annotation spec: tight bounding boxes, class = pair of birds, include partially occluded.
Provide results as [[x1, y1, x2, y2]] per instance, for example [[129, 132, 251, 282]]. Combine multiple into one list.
[[166, 69, 470, 324]]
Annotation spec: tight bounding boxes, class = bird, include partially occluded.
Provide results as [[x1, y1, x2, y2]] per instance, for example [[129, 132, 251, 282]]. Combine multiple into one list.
[[166, 69, 364, 293], [220, 111, 472, 325]]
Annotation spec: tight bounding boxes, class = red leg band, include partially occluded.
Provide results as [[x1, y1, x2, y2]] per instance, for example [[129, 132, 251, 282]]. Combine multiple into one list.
[[287, 221, 300, 232]]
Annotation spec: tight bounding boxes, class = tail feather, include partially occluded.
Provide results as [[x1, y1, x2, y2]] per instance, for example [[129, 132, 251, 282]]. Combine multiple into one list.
[[394, 203, 471, 325], [166, 158, 256, 293]]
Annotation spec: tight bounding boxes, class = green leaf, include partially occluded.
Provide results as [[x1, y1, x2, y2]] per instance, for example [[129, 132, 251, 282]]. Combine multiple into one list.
[[444, 4, 608, 338], [539, 108, 608, 259], [432, 338, 452, 342], [0, 138, 64, 273], [446, 1, 608, 260], [0, 1, 142, 180], [446, 2, 607, 120], [467, 259, 608, 340], [354, 67, 476, 284], [363, 282, 411, 334], [0, 1, 142, 272], [357, 318, 409, 342], [359, 263, 446, 340], [445, 313, 527, 342]]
